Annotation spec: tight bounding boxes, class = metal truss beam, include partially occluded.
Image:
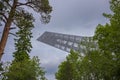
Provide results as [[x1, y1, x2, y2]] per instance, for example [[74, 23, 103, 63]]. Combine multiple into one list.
[[37, 31, 90, 52]]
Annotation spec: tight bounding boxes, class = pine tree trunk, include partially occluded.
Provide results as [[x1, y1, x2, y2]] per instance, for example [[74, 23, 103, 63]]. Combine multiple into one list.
[[0, 0, 17, 60], [0, 20, 12, 60]]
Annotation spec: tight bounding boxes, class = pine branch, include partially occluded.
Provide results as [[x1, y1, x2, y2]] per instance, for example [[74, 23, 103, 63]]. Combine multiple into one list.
[[5, 1, 12, 8], [9, 32, 18, 37], [17, 2, 32, 6], [0, 13, 8, 21]]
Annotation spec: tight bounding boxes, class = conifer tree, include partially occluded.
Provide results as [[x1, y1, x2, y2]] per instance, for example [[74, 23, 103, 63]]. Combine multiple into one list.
[[2, 13, 47, 80], [0, 0, 52, 59]]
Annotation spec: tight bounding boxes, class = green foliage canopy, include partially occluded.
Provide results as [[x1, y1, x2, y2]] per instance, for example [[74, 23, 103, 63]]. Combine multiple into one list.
[[1, 10, 47, 80], [56, 0, 120, 80], [0, 0, 52, 59]]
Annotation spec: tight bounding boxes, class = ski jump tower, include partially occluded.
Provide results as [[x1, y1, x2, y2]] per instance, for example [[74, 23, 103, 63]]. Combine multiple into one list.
[[37, 31, 89, 52]]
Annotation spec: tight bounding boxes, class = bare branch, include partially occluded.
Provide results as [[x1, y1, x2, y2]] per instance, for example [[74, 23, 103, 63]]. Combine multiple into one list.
[[0, 13, 8, 21], [9, 27, 16, 30], [9, 32, 18, 37], [1, 18, 6, 24], [27, 4, 34, 8], [6, 1, 12, 8], [17, 2, 32, 6]]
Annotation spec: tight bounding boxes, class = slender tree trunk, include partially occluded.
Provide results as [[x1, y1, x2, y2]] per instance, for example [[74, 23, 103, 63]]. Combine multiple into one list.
[[0, 0, 17, 60], [0, 19, 12, 60]]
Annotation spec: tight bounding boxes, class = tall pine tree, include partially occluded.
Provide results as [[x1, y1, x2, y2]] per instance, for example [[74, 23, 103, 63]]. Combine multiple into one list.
[[3, 12, 47, 80], [0, 0, 52, 59]]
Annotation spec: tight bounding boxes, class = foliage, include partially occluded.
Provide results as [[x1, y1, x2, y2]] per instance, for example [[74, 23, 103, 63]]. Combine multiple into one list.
[[0, 62, 10, 80], [55, 50, 80, 80], [0, 0, 52, 59], [56, 38, 118, 80], [1, 17, 47, 79], [0, 0, 52, 78], [0, 62, 4, 79], [93, 0, 120, 79], [13, 11, 34, 62], [0, 0, 52, 25], [0, 2, 48, 79], [1, 57, 47, 80], [56, 0, 120, 80]]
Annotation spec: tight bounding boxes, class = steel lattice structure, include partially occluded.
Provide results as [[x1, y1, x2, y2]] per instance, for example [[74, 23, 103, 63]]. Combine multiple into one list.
[[37, 31, 90, 52]]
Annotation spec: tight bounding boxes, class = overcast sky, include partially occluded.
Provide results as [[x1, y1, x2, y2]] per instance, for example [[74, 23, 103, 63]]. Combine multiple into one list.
[[1, 0, 111, 80]]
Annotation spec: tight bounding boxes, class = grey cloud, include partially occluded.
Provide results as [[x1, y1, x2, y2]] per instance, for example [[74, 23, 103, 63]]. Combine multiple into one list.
[[48, 0, 110, 28], [31, 1, 111, 80], [2, 0, 111, 80]]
